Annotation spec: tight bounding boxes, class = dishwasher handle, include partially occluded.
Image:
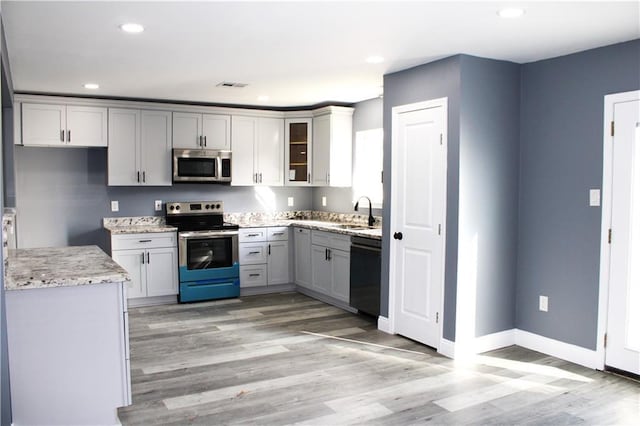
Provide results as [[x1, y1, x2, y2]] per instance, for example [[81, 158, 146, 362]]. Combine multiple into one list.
[[351, 243, 382, 253]]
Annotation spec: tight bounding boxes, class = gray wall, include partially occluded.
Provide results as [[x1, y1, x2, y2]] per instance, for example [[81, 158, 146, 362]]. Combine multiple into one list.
[[14, 147, 313, 251], [383, 56, 461, 339], [459, 56, 520, 337], [313, 97, 383, 215], [516, 39, 640, 350]]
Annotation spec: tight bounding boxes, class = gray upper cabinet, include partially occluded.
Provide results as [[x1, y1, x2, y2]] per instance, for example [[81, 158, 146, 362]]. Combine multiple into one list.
[[108, 108, 172, 186], [172, 112, 230, 149], [21, 103, 108, 147]]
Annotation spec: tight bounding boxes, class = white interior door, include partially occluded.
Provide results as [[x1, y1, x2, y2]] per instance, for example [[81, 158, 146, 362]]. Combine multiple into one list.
[[391, 100, 447, 349], [606, 97, 640, 375]]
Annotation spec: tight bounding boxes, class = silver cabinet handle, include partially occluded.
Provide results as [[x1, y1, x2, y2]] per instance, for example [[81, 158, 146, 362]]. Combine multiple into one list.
[[199, 135, 203, 147], [67, 130, 71, 143], [246, 233, 260, 237], [268, 244, 271, 255], [204, 135, 207, 147], [327, 248, 332, 261], [248, 251, 260, 255], [147, 252, 150, 263], [307, 173, 311, 183], [60, 130, 64, 142], [143, 171, 146, 183], [138, 239, 152, 243], [141, 252, 145, 264], [249, 273, 260, 277], [325, 248, 328, 261], [137, 171, 140, 183], [272, 232, 284, 236], [259, 173, 263, 183]]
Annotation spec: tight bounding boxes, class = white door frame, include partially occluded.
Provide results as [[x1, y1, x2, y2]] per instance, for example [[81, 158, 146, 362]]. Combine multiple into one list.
[[596, 89, 640, 370], [388, 97, 448, 351]]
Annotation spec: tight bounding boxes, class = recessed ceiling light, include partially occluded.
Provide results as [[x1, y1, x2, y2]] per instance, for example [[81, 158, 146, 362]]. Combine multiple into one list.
[[497, 8, 525, 19], [119, 23, 144, 33], [366, 56, 385, 64], [83, 83, 100, 90], [257, 95, 270, 102]]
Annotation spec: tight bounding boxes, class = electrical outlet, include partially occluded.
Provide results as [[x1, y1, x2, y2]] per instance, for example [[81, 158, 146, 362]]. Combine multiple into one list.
[[111, 201, 119, 212], [589, 189, 600, 207], [539, 295, 548, 312], [322, 196, 327, 207], [288, 197, 294, 207], [154, 200, 163, 211]]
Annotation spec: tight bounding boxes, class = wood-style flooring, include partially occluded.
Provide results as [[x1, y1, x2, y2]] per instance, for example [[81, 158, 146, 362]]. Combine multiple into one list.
[[118, 292, 640, 425]]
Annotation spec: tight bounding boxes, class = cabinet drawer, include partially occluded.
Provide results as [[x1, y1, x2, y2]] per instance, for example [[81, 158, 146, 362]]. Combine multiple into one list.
[[240, 265, 267, 288], [267, 227, 288, 241], [311, 230, 350, 251], [111, 232, 177, 251], [239, 228, 267, 243], [239, 242, 268, 265]]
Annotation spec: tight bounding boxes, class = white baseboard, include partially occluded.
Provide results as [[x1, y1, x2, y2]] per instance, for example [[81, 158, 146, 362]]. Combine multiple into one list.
[[438, 338, 456, 358], [515, 329, 599, 369], [377, 316, 392, 334], [475, 329, 516, 354]]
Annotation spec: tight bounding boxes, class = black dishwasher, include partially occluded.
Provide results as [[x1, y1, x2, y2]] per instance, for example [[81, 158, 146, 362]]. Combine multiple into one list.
[[349, 236, 381, 317]]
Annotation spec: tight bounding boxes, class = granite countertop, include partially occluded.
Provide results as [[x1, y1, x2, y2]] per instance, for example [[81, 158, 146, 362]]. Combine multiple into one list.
[[5, 245, 131, 291], [237, 219, 382, 240], [103, 216, 177, 235]]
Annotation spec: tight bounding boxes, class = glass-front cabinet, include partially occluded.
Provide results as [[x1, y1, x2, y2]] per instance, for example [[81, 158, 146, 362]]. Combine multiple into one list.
[[284, 118, 313, 186]]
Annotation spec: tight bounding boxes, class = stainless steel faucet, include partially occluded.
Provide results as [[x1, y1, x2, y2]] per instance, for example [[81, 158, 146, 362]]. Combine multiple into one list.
[[354, 196, 375, 227]]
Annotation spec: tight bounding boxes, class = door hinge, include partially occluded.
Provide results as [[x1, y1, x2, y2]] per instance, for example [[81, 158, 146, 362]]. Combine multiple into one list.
[[381, 170, 384, 184], [440, 133, 443, 145], [604, 333, 608, 348], [608, 229, 612, 244], [610, 121, 615, 137], [436, 312, 439, 323], [438, 224, 441, 235]]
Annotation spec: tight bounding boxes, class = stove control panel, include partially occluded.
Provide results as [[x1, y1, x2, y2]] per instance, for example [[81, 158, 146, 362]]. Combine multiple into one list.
[[166, 201, 224, 215]]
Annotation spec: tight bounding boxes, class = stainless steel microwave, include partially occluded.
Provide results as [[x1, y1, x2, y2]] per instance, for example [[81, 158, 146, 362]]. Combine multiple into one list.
[[172, 149, 232, 183]]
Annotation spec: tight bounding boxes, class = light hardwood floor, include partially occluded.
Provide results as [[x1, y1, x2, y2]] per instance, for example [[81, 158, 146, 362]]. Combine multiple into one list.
[[118, 292, 640, 425]]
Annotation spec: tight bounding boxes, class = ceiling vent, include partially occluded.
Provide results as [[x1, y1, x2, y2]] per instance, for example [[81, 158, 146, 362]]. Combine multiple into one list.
[[216, 82, 248, 88]]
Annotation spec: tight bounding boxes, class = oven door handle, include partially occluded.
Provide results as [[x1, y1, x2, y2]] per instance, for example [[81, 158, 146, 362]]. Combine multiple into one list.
[[179, 230, 239, 238]]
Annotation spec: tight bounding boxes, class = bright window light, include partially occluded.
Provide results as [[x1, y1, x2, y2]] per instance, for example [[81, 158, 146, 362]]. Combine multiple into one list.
[[352, 128, 383, 208]]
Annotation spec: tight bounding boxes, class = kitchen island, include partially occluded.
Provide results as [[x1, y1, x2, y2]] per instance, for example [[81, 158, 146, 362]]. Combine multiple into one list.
[[4, 245, 132, 426]]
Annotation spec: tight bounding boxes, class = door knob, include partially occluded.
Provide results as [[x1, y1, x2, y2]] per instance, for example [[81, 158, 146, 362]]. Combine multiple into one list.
[[393, 232, 403, 240]]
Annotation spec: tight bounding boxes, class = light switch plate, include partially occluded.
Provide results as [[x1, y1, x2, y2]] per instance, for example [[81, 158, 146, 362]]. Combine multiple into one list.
[[539, 295, 548, 312], [589, 189, 600, 207], [154, 200, 162, 211], [322, 196, 327, 207], [111, 200, 119, 212], [287, 197, 294, 207]]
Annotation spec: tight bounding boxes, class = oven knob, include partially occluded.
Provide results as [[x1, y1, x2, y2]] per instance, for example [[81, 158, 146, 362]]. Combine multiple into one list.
[[205, 204, 210, 209], [175, 205, 180, 211], [216, 203, 221, 209], [169, 205, 174, 211]]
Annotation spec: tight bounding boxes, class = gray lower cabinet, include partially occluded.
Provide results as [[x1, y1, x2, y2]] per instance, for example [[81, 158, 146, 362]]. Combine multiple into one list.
[[293, 227, 312, 288], [309, 230, 350, 303], [239, 227, 289, 288]]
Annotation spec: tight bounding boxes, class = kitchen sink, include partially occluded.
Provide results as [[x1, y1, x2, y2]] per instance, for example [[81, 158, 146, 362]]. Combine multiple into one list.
[[330, 224, 370, 230]]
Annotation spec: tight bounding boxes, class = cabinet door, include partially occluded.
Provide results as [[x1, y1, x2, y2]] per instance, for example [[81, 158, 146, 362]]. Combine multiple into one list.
[[202, 114, 231, 149], [140, 110, 172, 186], [108, 108, 140, 186], [172, 112, 202, 149], [256, 117, 284, 186], [312, 114, 331, 186], [267, 241, 289, 285], [66, 105, 108, 147], [21, 103, 65, 146], [285, 118, 313, 186], [294, 228, 312, 289], [112, 249, 146, 299], [330, 249, 350, 302], [145, 247, 178, 297], [231, 116, 258, 185], [311, 244, 332, 295]]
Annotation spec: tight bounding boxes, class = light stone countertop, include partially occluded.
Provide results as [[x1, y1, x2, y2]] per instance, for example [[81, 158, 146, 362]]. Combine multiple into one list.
[[236, 219, 382, 240], [5, 245, 131, 291], [103, 216, 177, 235]]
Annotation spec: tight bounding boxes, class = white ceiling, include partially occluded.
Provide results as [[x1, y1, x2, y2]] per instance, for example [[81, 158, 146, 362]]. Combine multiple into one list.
[[2, 1, 639, 107]]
